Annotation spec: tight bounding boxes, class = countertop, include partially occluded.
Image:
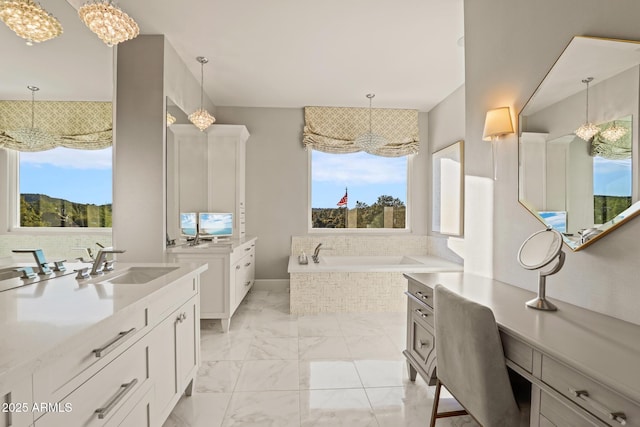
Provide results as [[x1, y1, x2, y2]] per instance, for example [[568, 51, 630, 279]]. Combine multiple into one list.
[[0, 261, 206, 387], [288, 254, 463, 273], [166, 236, 257, 254], [405, 272, 640, 404]]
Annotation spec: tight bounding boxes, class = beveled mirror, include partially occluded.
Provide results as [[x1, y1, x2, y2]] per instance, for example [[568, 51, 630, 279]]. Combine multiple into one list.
[[519, 36, 640, 251]]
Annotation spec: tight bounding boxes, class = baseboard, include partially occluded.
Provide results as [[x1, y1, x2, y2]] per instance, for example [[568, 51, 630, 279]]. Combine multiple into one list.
[[253, 279, 290, 292]]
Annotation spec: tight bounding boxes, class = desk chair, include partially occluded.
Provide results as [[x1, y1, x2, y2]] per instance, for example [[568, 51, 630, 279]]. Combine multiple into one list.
[[430, 284, 527, 427]]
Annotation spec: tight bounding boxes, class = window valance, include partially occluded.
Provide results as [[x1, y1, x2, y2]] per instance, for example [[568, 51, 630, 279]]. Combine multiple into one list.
[[0, 101, 112, 152], [302, 106, 419, 157]]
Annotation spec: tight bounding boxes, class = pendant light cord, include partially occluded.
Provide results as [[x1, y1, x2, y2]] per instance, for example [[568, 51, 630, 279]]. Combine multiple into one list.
[[31, 89, 35, 129], [200, 62, 204, 110], [585, 80, 589, 123]]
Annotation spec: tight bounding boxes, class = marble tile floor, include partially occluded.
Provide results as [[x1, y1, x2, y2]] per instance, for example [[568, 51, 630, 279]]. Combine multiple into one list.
[[163, 289, 478, 427]]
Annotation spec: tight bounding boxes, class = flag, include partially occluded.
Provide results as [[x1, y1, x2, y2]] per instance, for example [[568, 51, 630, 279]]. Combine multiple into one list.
[[337, 188, 348, 207]]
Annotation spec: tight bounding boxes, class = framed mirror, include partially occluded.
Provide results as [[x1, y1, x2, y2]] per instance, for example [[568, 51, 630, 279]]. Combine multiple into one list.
[[519, 36, 640, 250], [165, 98, 207, 246], [432, 140, 464, 236]]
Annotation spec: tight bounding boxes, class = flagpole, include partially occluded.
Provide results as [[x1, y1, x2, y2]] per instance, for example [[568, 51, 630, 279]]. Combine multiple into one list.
[[345, 187, 348, 228]]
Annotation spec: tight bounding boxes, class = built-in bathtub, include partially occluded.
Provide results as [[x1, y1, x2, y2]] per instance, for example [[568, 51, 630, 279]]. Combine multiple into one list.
[[287, 254, 462, 314]]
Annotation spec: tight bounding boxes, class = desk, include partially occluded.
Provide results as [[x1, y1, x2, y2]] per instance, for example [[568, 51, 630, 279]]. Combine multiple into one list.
[[404, 272, 640, 427]]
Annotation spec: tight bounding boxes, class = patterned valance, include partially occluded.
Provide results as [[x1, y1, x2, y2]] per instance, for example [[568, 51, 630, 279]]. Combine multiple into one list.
[[303, 106, 419, 157], [0, 101, 112, 152]]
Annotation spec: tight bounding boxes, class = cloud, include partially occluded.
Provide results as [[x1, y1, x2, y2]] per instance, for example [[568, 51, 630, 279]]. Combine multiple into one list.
[[20, 147, 112, 170], [593, 156, 631, 174], [312, 151, 406, 185]]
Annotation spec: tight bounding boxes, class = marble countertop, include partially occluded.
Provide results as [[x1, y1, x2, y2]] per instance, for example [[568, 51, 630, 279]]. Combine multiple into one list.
[[288, 254, 463, 273], [405, 272, 640, 404], [166, 236, 257, 253], [0, 261, 206, 387]]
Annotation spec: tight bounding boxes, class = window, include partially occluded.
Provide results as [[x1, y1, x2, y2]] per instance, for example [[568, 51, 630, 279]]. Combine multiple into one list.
[[310, 150, 409, 230], [19, 147, 112, 228]]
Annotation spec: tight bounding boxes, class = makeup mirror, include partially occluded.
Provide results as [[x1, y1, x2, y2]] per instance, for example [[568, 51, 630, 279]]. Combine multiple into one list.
[[518, 227, 565, 311]]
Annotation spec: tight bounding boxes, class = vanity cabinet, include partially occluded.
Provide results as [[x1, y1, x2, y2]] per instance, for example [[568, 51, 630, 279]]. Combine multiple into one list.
[[0, 374, 33, 427], [2, 265, 205, 427], [404, 272, 640, 427], [403, 281, 437, 386], [207, 125, 250, 238], [168, 238, 256, 332], [150, 294, 199, 424]]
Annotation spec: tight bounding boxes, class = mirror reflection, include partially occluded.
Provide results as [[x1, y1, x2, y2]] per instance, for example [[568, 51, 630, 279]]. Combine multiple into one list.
[[519, 36, 640, 250], [166, 97, 207, 245]]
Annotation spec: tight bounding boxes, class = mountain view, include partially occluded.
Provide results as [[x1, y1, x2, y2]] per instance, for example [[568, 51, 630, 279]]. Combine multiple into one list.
[[20, 193, 112, 227]]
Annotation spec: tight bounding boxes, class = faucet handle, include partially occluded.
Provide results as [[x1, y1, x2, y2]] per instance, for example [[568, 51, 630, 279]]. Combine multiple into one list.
[[15, 267, 37, 279], [75, 267, 90, 280], [103, 259, 116, 272], [52, 260, 67, 272]]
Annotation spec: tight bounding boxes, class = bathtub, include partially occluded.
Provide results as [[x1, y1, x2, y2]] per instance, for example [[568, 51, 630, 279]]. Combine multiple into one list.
[[287, 254, 462, 314]]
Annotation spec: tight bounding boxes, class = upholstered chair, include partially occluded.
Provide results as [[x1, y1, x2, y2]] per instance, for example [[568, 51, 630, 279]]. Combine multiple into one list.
[[430, 284, 528, 427]]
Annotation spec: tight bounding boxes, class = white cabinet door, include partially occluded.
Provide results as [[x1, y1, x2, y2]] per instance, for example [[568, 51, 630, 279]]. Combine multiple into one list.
[[176, 297, 199, 393], [0, 377, 33, 427], [149, 310, 178, 423]]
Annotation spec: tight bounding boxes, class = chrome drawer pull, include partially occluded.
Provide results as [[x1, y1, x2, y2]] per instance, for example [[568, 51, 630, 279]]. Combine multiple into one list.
[[236, 265, 241, 270], [244, 247, 251, 251], [245, 281, 251, 287], [569, 388, 627, 425], [416, 291, 429, 300], [92, 328, 136, 357], [415, 309, 428, 319], [95, 378, 138, 419], [245, 262, 251, 267]]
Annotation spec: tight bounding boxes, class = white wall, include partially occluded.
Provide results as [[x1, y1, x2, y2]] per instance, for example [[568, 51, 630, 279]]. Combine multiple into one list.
[[114, 35, 214, 262], [214, 107, 431, 280], [464, 0, 640, 325]]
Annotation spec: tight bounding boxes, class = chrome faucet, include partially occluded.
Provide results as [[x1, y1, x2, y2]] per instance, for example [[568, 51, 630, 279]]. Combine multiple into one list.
[[12, 249, 52, 275], [91, 248, 126, 275], [312, 243, 323, 263]]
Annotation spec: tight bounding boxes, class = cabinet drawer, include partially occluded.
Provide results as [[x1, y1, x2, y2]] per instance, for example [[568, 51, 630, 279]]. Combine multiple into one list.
[[408, 316, 436, 377], [148, 275, 198, 322], [37, 337, 149, 427], [33, 307, 147, 405], [539, 390, 606, 427], [407, 281, 433, 308], [541, 355, 639, 426], [408, 297, 433, 328], [500, 332, 533, 373]]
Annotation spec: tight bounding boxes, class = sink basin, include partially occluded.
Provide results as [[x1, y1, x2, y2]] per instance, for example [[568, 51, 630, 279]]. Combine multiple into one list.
[[103, 267, 179, 285]]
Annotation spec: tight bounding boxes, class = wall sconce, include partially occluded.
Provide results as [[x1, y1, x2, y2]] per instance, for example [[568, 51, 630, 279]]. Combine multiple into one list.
[[483, 106, 514, 180]]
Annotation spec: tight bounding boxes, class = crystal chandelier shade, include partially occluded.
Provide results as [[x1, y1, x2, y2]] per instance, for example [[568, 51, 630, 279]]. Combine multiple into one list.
[[575, 77, 600, 141], [354, 93, 388, 152], [78, 0, 139, 46], [189, 56, 216, 132], [0, 0, 63, 45], [5, 86, 58, 150], [601, 122, 628, 142]]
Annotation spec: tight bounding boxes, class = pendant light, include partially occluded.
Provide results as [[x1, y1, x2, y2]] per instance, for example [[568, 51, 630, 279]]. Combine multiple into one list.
[[0, 0, 63, 45], [5, 86, 57, 151], [600, 120, 628, 142], [188, 56, 216, 132], [78, 0, 139, 47], [575, 77, 600, 141], [354, 93, 387, 152]]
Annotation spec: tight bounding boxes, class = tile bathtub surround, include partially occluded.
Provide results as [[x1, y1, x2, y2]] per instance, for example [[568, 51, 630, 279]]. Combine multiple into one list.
[[290, 235, 429, 257], [163, 289, 478, 427]]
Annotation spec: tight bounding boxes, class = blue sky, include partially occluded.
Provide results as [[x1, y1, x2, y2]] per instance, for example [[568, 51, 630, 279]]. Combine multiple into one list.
[[311, 151, 407, 208], [593, 157, 632, 197], [19, 147, 112, 205]]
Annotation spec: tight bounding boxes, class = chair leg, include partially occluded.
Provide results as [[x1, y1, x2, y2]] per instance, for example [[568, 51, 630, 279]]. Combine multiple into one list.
[[429, 379, 442, 427], [430, 379, 469, 426]]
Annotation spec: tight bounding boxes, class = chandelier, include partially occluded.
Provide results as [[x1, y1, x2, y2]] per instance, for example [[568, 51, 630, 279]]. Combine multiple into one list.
[[189, 56, 216, 132], [575, 77, 600, 141], [354, 93, 388, 152], [78, 0, 139, 46], [601, 121, 628, 143], [5, 86, 57, 151], [0, 0, 63, 45]]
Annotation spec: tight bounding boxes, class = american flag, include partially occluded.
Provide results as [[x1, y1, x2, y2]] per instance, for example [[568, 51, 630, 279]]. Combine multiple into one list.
[[337, 188, 348, 207]]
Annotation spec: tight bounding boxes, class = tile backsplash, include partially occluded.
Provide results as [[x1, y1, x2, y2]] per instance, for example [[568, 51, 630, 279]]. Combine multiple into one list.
[[0, 233, 112, 262]]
